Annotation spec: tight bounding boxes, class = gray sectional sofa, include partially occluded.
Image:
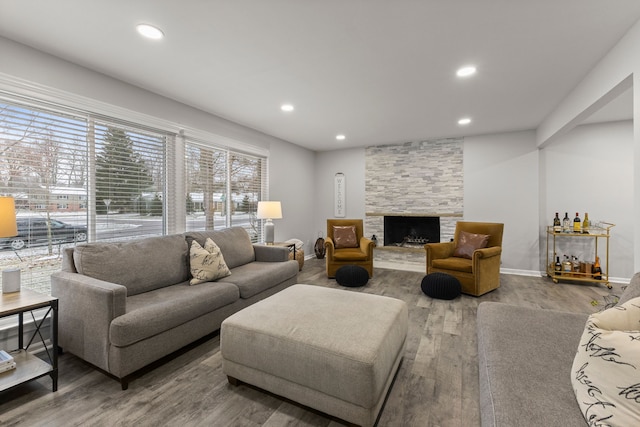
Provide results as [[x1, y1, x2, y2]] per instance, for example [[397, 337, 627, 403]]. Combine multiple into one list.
[[477, 273, 640, 426], [51, 226, 299, 389]]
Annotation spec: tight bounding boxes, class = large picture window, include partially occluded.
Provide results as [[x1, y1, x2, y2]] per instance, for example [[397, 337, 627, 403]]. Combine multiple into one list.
[[0, 92, 268, 295]]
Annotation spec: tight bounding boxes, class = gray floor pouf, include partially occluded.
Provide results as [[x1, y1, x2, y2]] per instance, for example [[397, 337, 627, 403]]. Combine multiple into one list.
[[336, 265, 369, 287], [421, 272, 461, 300]]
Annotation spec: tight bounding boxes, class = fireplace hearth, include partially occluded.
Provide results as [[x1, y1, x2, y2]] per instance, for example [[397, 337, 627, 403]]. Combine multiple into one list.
[[384, 216, 440, 248]]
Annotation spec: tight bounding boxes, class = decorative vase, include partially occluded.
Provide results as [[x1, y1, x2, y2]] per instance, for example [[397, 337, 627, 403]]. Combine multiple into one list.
[[314, 236, 326, 259]]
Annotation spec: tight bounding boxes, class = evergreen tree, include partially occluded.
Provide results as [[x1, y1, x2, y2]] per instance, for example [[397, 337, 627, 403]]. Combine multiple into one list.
[[95, 127, 154, 213]]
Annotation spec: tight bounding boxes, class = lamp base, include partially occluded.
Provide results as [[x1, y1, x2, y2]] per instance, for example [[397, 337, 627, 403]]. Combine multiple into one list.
[[265, 220, 275, 244], [2, 268, 20, 293]]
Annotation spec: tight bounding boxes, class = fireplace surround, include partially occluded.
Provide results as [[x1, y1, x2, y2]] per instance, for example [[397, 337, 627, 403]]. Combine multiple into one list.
[[383, 216, 440, 247]]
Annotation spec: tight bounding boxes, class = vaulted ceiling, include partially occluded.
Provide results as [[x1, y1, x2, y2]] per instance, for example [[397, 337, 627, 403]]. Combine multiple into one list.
[[0, 1, 638, 151]]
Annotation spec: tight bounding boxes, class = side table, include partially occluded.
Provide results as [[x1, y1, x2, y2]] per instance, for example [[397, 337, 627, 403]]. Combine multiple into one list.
[[267, 242, 304, 271], [0, 289, 58, 392]]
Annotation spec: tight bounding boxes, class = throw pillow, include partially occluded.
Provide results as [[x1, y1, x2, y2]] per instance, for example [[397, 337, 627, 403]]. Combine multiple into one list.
[[333, 225, 358, 248], [189, 238, 231, 285], [453, 230, 490, 259], [571, 296, 640, 426]]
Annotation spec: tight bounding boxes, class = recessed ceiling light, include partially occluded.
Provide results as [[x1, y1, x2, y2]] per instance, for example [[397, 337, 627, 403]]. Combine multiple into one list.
[[136, 24, 164, 40], [456, 66, 476, 77], [281, 104, 294, 112], [336, 134, 346, 141], [458, 118, 472, 125]]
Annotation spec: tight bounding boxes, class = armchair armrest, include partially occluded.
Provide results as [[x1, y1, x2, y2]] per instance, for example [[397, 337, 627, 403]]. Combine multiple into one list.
[[425, 241, 455, 261], [253, 244, 289, 262], [474, 246, 502, 259], [324, 237, 335, 258], [50, 271, 127, 372], [359, 236, 374, 256]]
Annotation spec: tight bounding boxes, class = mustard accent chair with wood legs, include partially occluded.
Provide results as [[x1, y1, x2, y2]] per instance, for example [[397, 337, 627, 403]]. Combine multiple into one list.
[[425, 221, 504, 296], [325, 219, 375, 278]]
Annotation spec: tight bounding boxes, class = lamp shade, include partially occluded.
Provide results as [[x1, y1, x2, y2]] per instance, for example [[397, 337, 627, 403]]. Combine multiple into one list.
[[257, 201, 282, 220], [0, 196, 17, 238]]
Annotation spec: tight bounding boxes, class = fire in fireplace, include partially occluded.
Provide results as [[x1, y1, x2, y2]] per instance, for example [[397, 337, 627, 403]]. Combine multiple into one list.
[[384, 216, 440, 247]]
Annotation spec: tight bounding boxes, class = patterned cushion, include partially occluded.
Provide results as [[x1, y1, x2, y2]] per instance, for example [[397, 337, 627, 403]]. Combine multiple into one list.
[[189, 238, 231, 285], [571, 296, 640, 425]]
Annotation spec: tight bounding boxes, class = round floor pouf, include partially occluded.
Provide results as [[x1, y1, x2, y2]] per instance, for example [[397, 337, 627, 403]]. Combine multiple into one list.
[[336, 265, 369, 287], [421, 273, 461, 300]]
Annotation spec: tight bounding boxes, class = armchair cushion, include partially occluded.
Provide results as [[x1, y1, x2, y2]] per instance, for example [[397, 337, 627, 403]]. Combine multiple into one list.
[[453, 230, 490, 259], [333, 225, 358, 248]]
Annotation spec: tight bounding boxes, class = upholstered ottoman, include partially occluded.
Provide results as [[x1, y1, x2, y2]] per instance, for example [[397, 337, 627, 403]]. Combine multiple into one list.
[[221, 284, 408, 427]]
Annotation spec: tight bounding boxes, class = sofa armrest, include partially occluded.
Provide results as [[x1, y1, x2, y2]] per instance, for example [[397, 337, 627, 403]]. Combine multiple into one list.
[[50, 271, 127, 372], [253, 244, 289, 262]]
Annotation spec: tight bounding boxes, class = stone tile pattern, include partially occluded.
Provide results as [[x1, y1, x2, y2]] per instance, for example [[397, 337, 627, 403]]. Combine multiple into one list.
[[365, 138, 463, 268]]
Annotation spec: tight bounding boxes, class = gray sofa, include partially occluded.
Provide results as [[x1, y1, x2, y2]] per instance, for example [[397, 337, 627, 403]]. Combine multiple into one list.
[[51, 226, 299, 389], [477, 273, 640, 426]]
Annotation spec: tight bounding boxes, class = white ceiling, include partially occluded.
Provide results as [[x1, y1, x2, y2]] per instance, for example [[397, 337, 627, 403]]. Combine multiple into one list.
[[0, 1, 638, 151]]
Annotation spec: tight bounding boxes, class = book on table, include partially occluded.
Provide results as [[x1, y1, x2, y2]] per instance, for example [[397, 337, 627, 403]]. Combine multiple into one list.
[[0, 361, 16, 373], [0, 349, 15, 366]]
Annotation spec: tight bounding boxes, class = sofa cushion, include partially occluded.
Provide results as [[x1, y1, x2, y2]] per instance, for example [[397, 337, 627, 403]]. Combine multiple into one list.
[[218, 261, 299, 299], [185, 227, 255, 270], [618, 271, 640, 305], [571, 297, 640, 426], [110, 281, 240, 347], [189, 238, 231, 285], [73, 234, 189, 296], [477, 302, 588, 427]]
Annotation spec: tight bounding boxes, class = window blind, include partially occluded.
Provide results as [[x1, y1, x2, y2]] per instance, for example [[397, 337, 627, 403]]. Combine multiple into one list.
[[0, 97, 169, 294]]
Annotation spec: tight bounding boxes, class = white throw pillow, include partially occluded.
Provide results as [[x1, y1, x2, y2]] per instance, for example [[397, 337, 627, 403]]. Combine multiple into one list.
[[571, 296, 640, 426], [189, 238, 231, 285]]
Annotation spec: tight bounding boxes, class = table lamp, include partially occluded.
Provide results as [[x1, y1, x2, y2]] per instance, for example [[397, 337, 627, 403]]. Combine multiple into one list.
[[0, 196, 20, 293], [257, 201, 282, 245]]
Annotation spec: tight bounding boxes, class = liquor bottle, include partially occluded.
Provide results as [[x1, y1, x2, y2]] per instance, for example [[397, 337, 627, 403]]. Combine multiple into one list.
[[554, 256, 562, 275], [553, 213, 561, 232], [593, 257, 602, 280], [562, 212, 570, 233], [573, 212, 581, 233], [582, 213, 590, 233], [563, 255, 572, 275]]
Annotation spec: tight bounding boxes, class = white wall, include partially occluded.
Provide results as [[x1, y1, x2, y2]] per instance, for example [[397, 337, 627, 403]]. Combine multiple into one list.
[[541, 120, 634, 279], [464, 130, 540, 273], [538, 19, 640, 272], [0, 37, 317, 253], [314, 149, 366, 240]]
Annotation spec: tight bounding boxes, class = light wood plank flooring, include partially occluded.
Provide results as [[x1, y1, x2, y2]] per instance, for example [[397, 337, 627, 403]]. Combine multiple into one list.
[[0, 258, 624, 426]]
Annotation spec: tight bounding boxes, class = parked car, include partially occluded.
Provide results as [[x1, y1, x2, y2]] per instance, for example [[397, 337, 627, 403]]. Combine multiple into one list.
[[0, 217, 87, 250]]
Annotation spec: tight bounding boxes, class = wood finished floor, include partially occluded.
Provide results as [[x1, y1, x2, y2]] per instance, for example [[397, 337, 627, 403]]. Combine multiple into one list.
[[0, 258, 624, 427]]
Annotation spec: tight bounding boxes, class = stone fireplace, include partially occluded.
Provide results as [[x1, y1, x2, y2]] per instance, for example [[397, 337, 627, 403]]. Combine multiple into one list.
[[365, 138, 464, 270]]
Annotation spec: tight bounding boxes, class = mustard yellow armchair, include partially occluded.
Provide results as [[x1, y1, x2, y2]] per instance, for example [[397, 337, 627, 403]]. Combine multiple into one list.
[[325, 219, 374, 278], [425, 221, 504, 296]]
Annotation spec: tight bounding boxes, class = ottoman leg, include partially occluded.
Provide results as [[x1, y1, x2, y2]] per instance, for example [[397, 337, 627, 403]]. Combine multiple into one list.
[[227, 376, 241, 386]]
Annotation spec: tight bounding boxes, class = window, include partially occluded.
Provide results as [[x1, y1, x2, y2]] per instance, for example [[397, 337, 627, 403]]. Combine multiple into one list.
[[0, 97, 169, 294], [185, 140, 267, 242], [0, 85, 268, 296]]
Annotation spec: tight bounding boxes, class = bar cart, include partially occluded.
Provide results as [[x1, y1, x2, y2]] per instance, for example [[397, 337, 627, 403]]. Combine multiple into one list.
[[546, 222, 614, 289]]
